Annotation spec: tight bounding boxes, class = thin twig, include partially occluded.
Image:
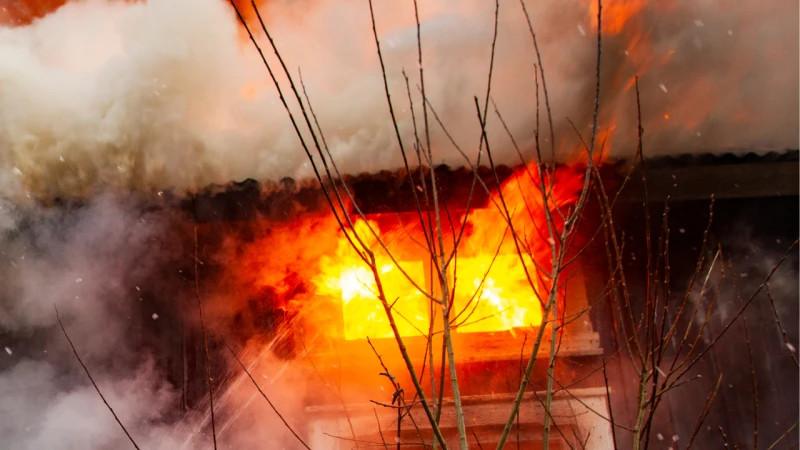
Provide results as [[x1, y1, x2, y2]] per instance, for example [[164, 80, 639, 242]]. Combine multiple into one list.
[[55, 306, 140, 450], [718, 426, 730, 448], [765, 283, 799, 366], [766, 421, 799, 450], [375, 409, 390, 450], [224, 341, 311, 449], [194, 225, 217, 450], [472, 431, 484, 450], [684, 374, 723, 449], [602, 359, 619, 450], [729, 262, 759, 449]]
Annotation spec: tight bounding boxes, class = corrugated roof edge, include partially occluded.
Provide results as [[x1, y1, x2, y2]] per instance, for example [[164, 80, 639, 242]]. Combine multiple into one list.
[[641, 149, 798, 168]]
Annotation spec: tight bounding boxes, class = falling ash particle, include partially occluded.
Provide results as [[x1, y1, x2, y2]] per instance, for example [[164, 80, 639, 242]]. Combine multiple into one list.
[[787, 342, 796, 352], [657, 433, 664, 441], [4, 347, 11, 355], [694, 19, 704, 27], [659, 83, 668, 93], [577, 24, 586, 36], [152, 313, 159, 320]]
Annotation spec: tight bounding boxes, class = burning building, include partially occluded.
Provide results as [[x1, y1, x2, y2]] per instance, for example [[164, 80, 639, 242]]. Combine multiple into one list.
[[175, 151, 797, 449], [0, 0, 797, 449]]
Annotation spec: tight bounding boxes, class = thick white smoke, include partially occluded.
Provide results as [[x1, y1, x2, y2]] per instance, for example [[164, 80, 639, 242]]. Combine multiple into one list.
[[0, 0, 795, 200]]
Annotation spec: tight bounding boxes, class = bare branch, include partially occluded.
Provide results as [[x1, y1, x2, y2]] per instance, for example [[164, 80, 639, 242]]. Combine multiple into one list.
[[55, 306, 140, 450], [194, 225, 217, 450], [224, 341, 311, 450]]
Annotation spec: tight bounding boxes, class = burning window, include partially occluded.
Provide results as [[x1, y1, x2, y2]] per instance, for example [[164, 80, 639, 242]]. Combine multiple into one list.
[[334, 261, 427, 341], [319, 251, 544, 340], [453, 254, 543, 334]]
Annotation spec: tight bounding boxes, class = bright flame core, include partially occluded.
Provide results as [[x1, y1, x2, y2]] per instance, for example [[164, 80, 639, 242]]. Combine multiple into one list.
[[453, 255, 543, 334], [303, 160, 585, 341], [334, 262, 428, 341]]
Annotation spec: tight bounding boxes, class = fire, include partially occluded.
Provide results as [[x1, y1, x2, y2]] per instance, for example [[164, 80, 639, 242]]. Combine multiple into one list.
[[589, 0, 649, 35], [312, 218, 430, 340], [0, 0, 69, 26], [453, 254, 543, 334], [299, 161, 586, 340], [0, 0, 269, 36], [332, 262, 427, 340], [230, 0, 272, 40], [230, 161, 586, 342]]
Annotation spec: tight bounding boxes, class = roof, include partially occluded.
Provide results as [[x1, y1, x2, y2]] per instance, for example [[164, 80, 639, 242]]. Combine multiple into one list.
[[190, 150, 799, 222]]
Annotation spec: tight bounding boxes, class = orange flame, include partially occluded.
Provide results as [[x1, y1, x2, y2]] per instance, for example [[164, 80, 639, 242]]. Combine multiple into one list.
[[312, 219, 429, 340], [227, 160, 589, 343], [0, 0, 70, 26], [589, 0, 649, 35], [301, 161, 587, 340]]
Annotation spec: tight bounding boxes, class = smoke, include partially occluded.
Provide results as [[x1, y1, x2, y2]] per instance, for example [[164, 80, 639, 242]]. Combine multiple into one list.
[[0, 194, 180, 449], [0, 1, 796, 447], [0, 194, 311, 449], [0, 0, 795, 201]]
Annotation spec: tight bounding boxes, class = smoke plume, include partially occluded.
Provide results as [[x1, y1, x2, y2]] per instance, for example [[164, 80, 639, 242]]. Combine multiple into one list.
[[0, 0, 795, 200]]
